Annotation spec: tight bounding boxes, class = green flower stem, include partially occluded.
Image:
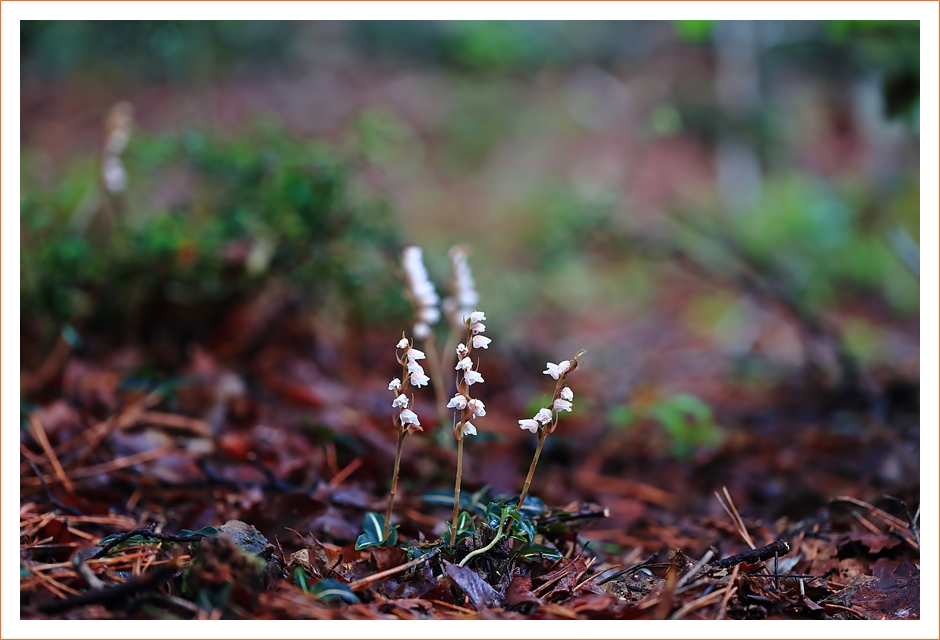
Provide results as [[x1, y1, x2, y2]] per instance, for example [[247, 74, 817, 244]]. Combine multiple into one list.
[[450, 435, 464, 548], [383, 429, 407, 542], [517, 430, 547, 510], [458, 511, 508, 568]]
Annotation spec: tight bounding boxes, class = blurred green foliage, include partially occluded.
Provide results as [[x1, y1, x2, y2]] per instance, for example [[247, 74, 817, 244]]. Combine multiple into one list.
[[674, 20, 715, 44], [649, 393, 723, 458], [676, 173, 919, 318], [524, 187, 616, 271], [825, 20, 920, 121], [21, 20, 919, 128], [21, 21, 302, 83], [353, 21, 615, 74], [20, 127, 408, 345], [609, 393, 723, 459]]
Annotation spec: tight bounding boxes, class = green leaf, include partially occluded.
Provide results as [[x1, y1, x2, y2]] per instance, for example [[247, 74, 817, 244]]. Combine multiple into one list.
[[421, 485, 492, 514], [96, 533, 151, 552], [468, 485, 493, 514], [309, 578, 361, 604], [355, 512, 397, 550], [442, 511, 476, 546], [294, 567, 310, 593], [503, 504, 523, 521], [407, 545, 439, 562], [179, 525, 219, 539], [517, 494, 546, 517], [98, 532, 133, 545], [98, 526, 218, 555], [509, 516, 536, 544], [484, 502, 504, 528], [517, 543, 563, 562]]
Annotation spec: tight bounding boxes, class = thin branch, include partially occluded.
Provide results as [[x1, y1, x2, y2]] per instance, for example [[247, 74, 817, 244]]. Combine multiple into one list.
[[712, 539, 790, 569], [535, 506, 610, 527], [25, 459, 82, 517], [715, 487, 755, 549], [29, 415, 74, 492], [669, 588, 726, 620], [347, 548, 440, 591], [714, 564, 740, 620], [22, 447, 172, 488]]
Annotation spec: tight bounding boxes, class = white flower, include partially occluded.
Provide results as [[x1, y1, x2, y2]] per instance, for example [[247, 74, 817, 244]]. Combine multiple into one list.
[[410, 371, 430, 387], [399, 409, 420, 426], [418, 306, 441, 324], [461, 421, 477, 437], [447, 394, 468, 410], [392, 394, 409, 409], [459, 291, 478, 307], [463, 370, 484, 385], [553, 398, 572, 412], [402, 247, 440, 307], [102, 156, 127, 193], [534, 408, 553, 425], [471, 322, 486, 335], [449, 246, 480, 324], [407, 348, 426, 361], [518, 419, 540, 433], [455, 357, 473, 372], [467, 398, 486, 418], [396, 338, 409, 349], [413, 322, 431, 339], [408, 360, 425, 375], [472, 335, 491, 349], [469, 311, 486, 324], [456, 343, 469, 358], [388, 378, 402, 392], [560, 386, 574, 401], [543, 360, 571, 380]]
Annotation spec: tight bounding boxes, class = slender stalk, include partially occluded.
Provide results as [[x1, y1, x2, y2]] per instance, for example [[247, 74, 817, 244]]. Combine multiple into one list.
[[383, 429, 407, 541], [450, 435, 464, 547], [422, 336, 450, 434], [458, 512, 507, 567], [517, 430, 547, 509]]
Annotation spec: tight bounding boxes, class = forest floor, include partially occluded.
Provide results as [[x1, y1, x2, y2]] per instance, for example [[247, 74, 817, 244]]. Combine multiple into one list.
[[18, 299, 921, 620]]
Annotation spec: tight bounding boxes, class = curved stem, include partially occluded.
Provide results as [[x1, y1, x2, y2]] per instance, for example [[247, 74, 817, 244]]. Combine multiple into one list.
[[383, 429, 407, 541], [450, 435, 464, 547], [458, 512, 507, 567], [517, 430, 547, 510]]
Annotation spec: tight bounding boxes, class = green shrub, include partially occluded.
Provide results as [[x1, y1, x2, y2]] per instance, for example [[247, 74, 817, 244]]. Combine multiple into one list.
[[20, 127, 409, 346]]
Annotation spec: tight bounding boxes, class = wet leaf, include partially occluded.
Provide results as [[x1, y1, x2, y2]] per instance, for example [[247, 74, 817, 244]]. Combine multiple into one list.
[[517, 542, 563, 562], [309, 578, 361, 604], [444, 562, 500, 609], [354, 512, 398, 550], [504, 575, 543, 608]]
